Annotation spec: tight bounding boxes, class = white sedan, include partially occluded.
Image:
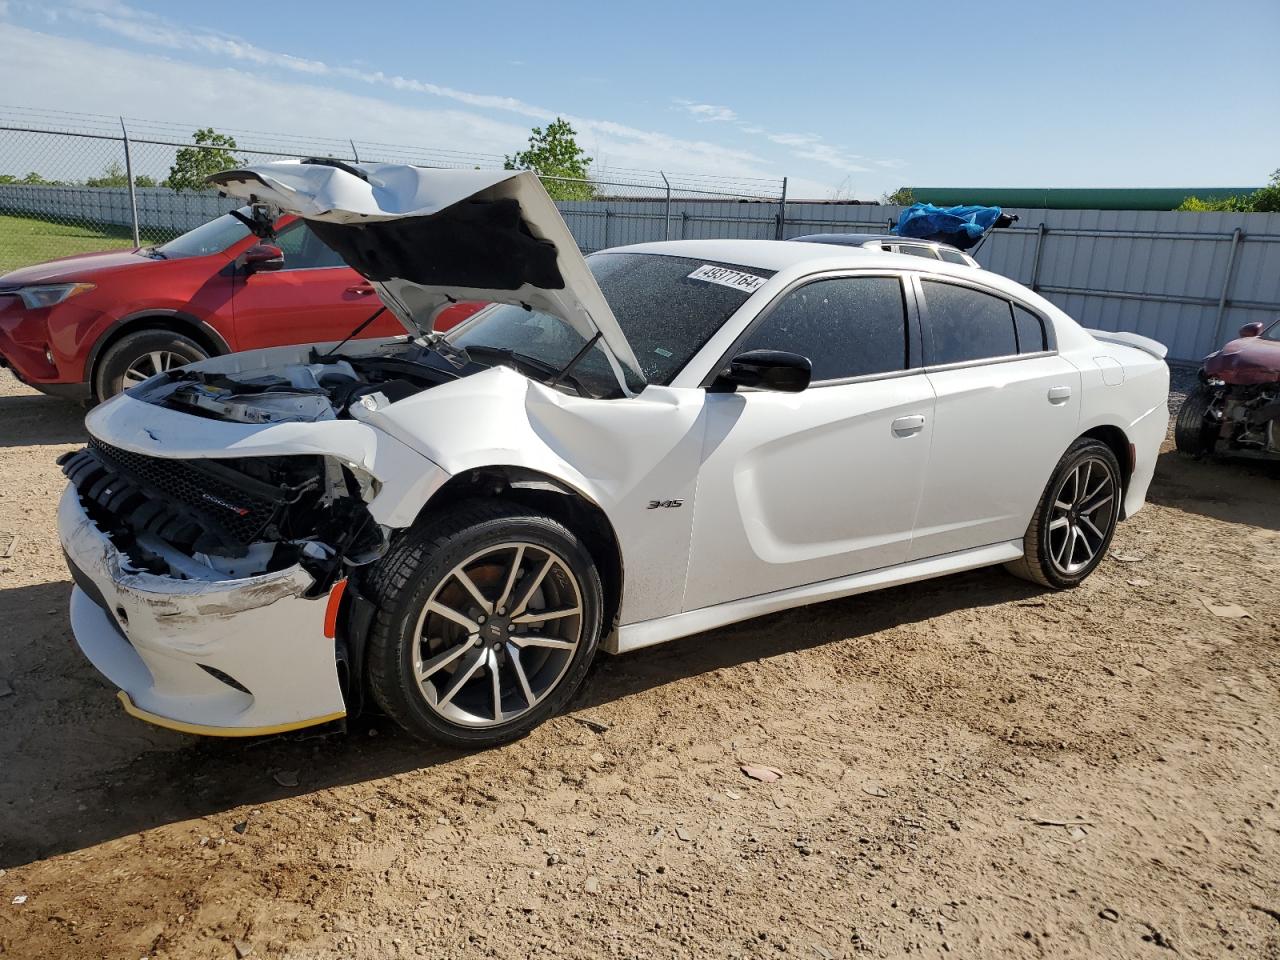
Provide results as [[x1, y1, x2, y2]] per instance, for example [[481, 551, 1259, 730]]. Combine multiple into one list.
[[57, 161, 1170, 747]]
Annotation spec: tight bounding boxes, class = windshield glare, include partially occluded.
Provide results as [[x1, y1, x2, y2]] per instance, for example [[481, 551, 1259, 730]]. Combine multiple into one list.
[[156, 209, 253, 258], [446, 252, 773, 397]]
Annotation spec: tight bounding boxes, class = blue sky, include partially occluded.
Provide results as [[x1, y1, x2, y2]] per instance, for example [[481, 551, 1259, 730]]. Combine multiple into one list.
[[1, 0, 1277, 198]]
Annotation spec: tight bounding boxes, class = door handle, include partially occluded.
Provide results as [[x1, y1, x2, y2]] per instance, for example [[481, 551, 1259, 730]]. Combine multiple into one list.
[[1047, 385, 1072, 404], [346, 283, 375, 295], [891, 415, 926, 437]]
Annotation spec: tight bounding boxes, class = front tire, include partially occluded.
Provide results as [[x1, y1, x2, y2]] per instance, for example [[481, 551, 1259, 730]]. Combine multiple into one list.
[[94, 328, 208, 399], [364, 500, 603, 749], [1174, 383, 1217, 457], [1006, 438, 1122, 589]]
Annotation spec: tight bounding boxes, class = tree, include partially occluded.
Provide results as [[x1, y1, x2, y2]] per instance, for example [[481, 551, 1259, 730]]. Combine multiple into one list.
[[882, 186, 915, 205], [1178, 170, 1280, 213], [167, 127, 241, 193], [0, 171, 59, 185], [504, 118, 596, 201], [85, 161, 156, 188], [1247, 168, 1280, 212], [1176, 193, 1250, 212]]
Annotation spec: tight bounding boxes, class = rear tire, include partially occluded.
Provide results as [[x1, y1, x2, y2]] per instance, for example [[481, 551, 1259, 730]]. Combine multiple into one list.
[[93, 329, 208, 400], [1174, 383, 1217, 457], [364, 500, 603, 749], [1005, 438, 1122, 589]]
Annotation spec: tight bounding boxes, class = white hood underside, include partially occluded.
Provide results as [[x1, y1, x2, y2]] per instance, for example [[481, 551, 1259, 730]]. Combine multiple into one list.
[[209, 160, 644, 390]]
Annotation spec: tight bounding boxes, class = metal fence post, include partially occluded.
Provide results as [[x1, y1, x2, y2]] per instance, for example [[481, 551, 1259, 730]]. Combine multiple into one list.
[[776, 176, 788, 240], [660, 170, 672, 241], [1029, 222, 1047, 291], [1212, 227, 1244, 346], [349, 139, 360, 163], [119, 117, 140, 248]]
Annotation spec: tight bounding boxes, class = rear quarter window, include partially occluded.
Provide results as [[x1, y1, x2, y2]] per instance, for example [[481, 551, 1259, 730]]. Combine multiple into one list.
[[1013, 304, 1048, 353]]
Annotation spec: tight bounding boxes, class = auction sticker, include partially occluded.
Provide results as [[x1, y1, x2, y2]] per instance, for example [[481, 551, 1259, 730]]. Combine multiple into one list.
[[687, 264, 768, 293]]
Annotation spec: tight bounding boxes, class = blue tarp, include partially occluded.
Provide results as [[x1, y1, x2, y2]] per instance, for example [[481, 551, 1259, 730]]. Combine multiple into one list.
[[893, 203, 1003, 250]]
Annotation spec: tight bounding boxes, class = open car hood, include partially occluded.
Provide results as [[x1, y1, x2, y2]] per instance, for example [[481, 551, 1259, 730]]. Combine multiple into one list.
[[208, 160, 644, 391]]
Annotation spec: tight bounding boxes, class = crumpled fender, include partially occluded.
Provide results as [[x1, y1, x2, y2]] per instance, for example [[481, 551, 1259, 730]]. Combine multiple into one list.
[[84, 384, 450, 529]]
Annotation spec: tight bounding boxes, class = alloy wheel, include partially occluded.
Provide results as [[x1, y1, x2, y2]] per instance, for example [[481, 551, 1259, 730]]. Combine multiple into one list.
[[411, 541, 584, 728], [122, 350, 186, 387], [1047, 456, 1117, 576]]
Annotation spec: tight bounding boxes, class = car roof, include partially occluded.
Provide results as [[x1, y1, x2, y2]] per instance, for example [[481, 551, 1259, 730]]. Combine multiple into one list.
[[605, 238, 964, 273]]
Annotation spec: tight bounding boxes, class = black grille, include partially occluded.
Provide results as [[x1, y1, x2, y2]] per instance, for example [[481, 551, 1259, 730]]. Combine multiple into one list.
[[59, 439, 287, 555]]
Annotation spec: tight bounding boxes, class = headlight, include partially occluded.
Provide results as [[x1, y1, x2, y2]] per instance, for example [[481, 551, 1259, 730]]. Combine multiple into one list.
[[16, 283, 96, 310]]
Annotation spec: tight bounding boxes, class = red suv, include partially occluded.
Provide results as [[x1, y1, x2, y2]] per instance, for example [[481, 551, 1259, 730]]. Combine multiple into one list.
[[0, 210, 479, 400]]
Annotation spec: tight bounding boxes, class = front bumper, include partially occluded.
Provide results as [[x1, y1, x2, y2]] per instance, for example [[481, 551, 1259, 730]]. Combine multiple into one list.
[[0, 297, 85, 393], [58, 485, 347, 735]]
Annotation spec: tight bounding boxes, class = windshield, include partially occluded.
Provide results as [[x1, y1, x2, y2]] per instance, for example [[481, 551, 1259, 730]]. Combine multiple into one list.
[[1263, 318, 1280, 342], [156, 209, 253, 258], [446, 252, 774, 397]]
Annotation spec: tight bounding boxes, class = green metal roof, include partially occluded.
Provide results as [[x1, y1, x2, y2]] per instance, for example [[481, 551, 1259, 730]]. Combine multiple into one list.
[[909, 187, 1262, 211]]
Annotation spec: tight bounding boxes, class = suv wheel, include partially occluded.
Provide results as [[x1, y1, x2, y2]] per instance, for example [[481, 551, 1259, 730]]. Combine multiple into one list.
[[1006, 438, 1122, 589], [364, 500, 603, 748], [94, 329, 208, 399]]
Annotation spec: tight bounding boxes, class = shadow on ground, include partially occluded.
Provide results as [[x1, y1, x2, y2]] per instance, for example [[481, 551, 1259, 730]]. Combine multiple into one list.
[[0, 566, 1043, 868], [1149, 449, 1280, 531], [0, 390, 88, 447]]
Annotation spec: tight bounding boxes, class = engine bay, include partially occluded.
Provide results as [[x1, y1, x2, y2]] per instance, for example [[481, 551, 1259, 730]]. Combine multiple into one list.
[[130, 340, 463, 425]]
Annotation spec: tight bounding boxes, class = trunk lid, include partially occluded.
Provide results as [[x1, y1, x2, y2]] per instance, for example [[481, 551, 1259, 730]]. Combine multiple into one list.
[[208, 160, 644, 391]]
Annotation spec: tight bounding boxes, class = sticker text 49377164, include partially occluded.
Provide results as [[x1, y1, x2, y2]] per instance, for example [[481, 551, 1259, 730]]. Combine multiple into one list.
[[687, 264, 769, 293]]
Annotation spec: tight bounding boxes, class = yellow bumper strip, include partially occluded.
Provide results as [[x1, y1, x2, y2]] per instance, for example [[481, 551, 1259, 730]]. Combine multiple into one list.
[[116, 691, 345, 738]]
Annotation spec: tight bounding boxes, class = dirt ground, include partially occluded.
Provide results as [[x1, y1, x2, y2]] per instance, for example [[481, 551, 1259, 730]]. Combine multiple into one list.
[[0, 367, 1276, 960]]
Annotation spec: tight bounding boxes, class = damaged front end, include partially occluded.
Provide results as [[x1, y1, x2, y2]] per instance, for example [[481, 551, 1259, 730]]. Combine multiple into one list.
[[58, 436, 386, 593], [1193, 376, 1280, 459], [1183, 324, 1280, 461], [53, 353, 458, 733]]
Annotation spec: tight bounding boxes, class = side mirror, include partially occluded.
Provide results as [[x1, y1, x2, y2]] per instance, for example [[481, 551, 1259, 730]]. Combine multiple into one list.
[[243, 243, 284, 273], [1238, 321, 1264, 339], [714, 349, 812, 393]]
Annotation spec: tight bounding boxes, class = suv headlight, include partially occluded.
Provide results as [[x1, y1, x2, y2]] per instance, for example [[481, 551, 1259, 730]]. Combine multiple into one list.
[[16, 283, 96, 310]]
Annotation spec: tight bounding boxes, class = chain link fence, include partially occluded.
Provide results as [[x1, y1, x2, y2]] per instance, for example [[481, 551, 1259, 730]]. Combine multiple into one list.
[[0, 107, 786, 273]]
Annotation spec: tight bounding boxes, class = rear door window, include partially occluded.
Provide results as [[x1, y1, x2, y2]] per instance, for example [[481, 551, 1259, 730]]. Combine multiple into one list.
[[921, 280, 1018, 365], [738, 276, 908, 381]]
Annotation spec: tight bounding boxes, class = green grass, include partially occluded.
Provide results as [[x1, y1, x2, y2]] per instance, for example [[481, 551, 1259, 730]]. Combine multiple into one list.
[[0, 213, 145, 274]]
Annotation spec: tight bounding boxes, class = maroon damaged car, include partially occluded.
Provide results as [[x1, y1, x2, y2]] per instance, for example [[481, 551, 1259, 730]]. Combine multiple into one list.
[[1176, 318, 1280, 460]]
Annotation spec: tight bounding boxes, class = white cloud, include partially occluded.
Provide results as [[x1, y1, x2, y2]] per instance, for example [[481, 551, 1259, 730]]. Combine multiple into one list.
[[675, 100, 738, 123], [39, 1, 780, 184], [673, 94, 889, 177], [5, 1, 905, 194], [0, 23, 786, 187]]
